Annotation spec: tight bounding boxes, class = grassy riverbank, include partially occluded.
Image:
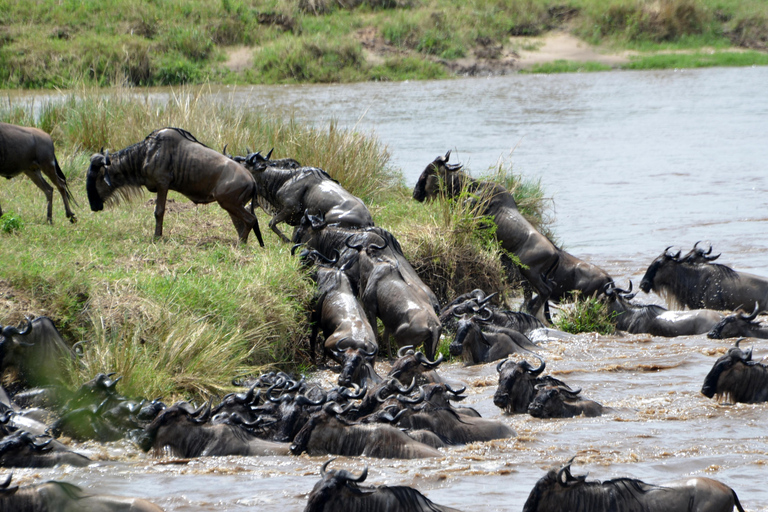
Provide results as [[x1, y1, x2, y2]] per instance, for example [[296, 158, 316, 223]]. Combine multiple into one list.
[[1, 0, 766, 89], [0, 88, 545, 401]]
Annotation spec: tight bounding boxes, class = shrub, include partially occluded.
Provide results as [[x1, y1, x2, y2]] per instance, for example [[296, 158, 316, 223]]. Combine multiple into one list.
[[0, 213, 24, 234], [554, 293, 616, 335]]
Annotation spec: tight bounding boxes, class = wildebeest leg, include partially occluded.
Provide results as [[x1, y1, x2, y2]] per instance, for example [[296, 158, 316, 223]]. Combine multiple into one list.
[[23, 169, 55, 223], [44, 158, 77, 223], [382, 326, 392, 359], [153, 188, 168, 237], [225, 206, 264, 246], [268, 210, 293, 243]]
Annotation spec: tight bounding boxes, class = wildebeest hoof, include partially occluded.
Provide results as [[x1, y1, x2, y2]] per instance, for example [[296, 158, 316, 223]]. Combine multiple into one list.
[[69, 215, 77, 224]]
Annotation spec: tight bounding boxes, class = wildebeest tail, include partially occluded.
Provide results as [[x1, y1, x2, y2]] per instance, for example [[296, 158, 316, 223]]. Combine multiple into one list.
[[55, 156, 79, 207], [733, 489, 745, 512], [250, 186, 265, 247]]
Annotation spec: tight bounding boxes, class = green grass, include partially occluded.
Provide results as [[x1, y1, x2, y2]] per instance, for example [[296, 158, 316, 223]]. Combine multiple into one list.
[[554, 293, 617, 335], [523, 60, 614, 73], [621, 50, 768, 69], [0, 0, 765, 88]]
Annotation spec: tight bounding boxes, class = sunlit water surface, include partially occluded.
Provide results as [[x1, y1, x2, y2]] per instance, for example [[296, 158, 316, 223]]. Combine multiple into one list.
[[6, 66, 768, 511]]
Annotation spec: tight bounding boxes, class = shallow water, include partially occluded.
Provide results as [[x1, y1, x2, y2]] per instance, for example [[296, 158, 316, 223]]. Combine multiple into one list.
[[5, 67, 768, 510]]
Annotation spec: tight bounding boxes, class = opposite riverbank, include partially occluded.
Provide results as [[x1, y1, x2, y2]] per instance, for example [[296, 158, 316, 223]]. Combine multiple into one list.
[[2, 0, 768, 89]]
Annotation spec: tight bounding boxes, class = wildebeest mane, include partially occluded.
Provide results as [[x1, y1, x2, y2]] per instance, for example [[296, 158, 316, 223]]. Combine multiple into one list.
[[97, 139, 149, 207], [146, 127, 207, 148], [660, 262, 739, 309], [385, 485, 449, 512], [528, 475, 666, 512]]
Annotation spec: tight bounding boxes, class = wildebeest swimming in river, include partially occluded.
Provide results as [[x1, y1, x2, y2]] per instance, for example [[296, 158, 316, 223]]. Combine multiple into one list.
[[0, 472, 164, 511], [304, 459, 462, 512], [640, 245, 768, 311], [701, 339, 768, 403], [524, 458, 745, 512], [413, 151, 612, 319], [0, 122, 77, 224], [86, 127, 264, 245]]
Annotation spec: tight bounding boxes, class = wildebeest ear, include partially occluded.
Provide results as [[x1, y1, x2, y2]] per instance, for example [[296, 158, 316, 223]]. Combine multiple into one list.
[[443, 149, 451, 162]]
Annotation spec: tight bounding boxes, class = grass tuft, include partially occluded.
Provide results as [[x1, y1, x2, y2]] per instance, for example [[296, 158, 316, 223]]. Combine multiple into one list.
[[554, 292, 616, 335]]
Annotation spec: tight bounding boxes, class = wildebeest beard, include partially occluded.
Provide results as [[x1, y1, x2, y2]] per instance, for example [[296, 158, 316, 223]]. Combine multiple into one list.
[[86, 141, 149, 210]]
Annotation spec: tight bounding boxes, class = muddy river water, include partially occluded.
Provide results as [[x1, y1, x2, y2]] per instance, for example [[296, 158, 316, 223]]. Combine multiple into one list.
[[7, 66, 768, 510]]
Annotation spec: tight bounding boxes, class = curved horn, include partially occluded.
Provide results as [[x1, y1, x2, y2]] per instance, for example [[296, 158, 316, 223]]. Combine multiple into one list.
[[359, 344, 378, 358], [475, 306, 493, 322], [415, 351, 444, 369], [266, 148, 274, 160], [496, 358, 509, 373], [528, 354, 546, 376], [191, 398, 213, 423], [478, 292, 497, 306], [445, 383, 466, 396], [345, 235, 365, 252], [396, 387, 425, 404], [3, 318, 33, 337], [397, 345, 415, 358], [741, 302, 760, 322], [291, 243, 305, 256], [320, 458, 336, 477]]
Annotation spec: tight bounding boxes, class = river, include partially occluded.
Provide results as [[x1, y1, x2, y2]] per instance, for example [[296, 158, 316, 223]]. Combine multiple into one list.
[[6, 66, 768, 511]]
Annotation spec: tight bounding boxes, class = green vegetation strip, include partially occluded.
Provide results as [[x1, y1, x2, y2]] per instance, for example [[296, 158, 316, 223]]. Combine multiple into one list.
[[0, 0, 766, 88]]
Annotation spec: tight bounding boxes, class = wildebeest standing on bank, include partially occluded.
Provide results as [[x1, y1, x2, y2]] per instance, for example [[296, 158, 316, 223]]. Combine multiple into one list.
[[304, 459, 462, 512], [413, 151, 612, 319], [86, 127, 264, 245], [235, 150, 373, 243], [701, 339, 768, 403], [523, 459, 745, 512], [0, 122, 77, 224], [640, 245, 768, 311]]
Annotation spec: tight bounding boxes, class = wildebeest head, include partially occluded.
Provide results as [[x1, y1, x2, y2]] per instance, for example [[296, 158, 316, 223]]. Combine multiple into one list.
[[85, 150, 113, 211], [527, 384, 583, 418], [707, 304, 761, 340], [336, 345, 379, 388], [681, 241, 721, 264], [493, 356, 546, 413], [138, 401, 209, 453], [523, 458, 589, 512], [304, 459, 369, 512], [701, 339, 755, 399], [639, 246, 681, 294], [412, 150, 465, 202], [449, 313, 488, 357], [387, 346, 443, 386]]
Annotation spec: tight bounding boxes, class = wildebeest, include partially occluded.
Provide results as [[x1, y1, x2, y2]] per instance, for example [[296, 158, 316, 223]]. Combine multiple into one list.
[[138, 401, 291, 457], [396, 383, 515, 445], [357, 242, 442, 359], [413, 151, 612, 319], [235, 151, 373, 243], [290, 404, 442, 459], [707, 304, 768, 339], [493, 356, 569, 414], [0, 122, 77, 224], [640, 245, 768, 311], [308, 259, 377, 361], [449, 311, 540, 365], [527, 384, 605, 418], [387, 346, 444, 387], [523, 459, 745, 512], [0, 473, 164, 511], [86, 127, 264, 245], [304, 459, 462, 512], [0, 430, 92, 467], [0, 316, 74, 390], [701, 339, 768, 403], [603, 282, 727, 337]]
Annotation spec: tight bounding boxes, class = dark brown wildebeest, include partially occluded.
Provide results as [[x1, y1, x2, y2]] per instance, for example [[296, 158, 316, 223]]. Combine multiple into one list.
[[396, 383, 515, 445], [0, 473, 164, 511], [707, 304, 768, 339], [449, 311, 540, 365], [86, 128, 264, 245], [0, 430, 92, 468], [701, 339, 768, 403], [290, 404, 442, 459], [356, 241, 442, 360], [0, 316, 74, 390], [640, 245, 768, 311], [603, 282, 727, 337], [413, 151, 612, 319], [523, 459, 745, 512], [235, 151, 373, 243], [527, 384, 606, 418], [0, 122, 77, 224], [304, 459, 462, 512], [387, 346, 444, 387], [138, 401, 291, 457], [493, 356, 569, 414]]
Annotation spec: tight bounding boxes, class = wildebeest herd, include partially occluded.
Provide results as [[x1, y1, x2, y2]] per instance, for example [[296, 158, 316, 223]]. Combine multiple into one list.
[[2, 122, 767, 510]]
